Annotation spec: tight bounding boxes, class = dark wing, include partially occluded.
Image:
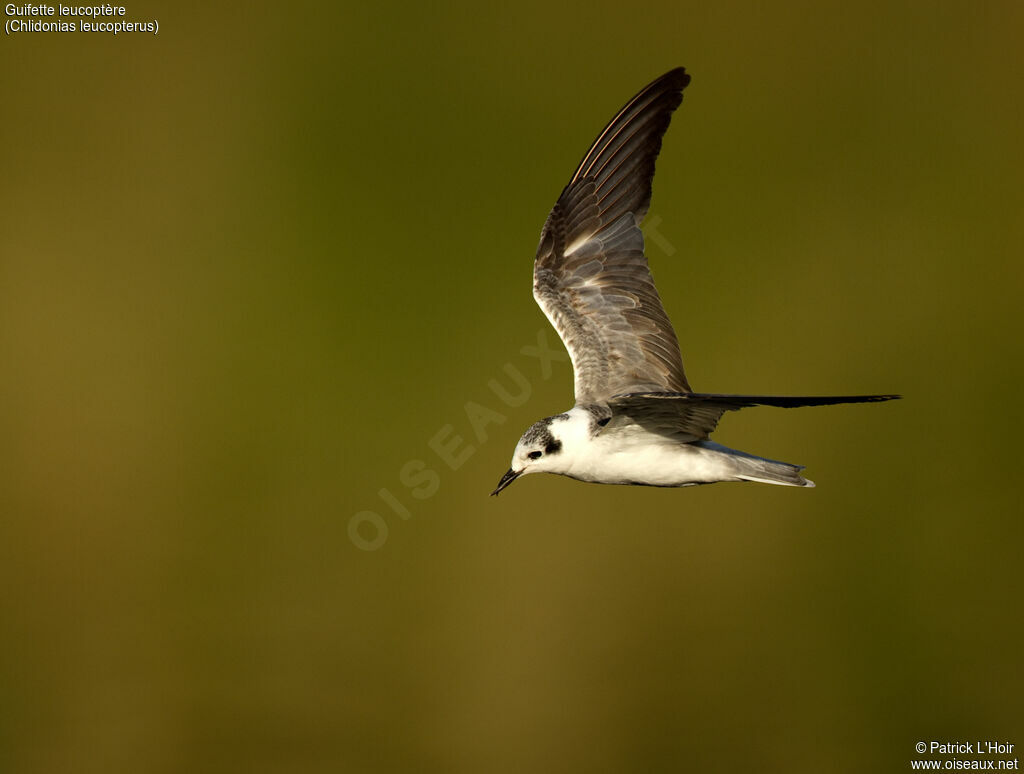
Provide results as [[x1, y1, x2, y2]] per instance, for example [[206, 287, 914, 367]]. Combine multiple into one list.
[[533, 68, 691, 404], [608, 392, 901, 443]]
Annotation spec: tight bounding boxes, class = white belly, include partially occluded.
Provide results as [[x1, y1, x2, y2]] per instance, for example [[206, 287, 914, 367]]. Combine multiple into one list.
[[565, 433, 739, 487]]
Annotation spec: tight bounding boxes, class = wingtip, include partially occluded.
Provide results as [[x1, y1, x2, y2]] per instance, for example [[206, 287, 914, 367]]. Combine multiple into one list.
[[646, 67, 691, 99], [666, 66, 691, 88]]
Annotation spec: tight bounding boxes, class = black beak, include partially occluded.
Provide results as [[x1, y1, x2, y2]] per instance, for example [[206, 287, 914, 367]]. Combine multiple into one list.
[[490, 468, 521, 496]]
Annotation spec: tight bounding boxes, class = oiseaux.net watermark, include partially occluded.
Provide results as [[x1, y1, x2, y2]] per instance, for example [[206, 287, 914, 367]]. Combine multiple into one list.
[[347, 214, 678, 551], [347, 328, 567, 550], [910, 740, 1018, 770]]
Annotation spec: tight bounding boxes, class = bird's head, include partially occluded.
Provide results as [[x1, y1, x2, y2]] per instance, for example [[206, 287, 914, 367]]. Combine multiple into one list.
[[490, 413, 572, 495]]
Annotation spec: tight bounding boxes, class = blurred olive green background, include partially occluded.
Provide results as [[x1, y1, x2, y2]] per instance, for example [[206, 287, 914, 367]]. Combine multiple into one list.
[[2, 1, 1022, 772]]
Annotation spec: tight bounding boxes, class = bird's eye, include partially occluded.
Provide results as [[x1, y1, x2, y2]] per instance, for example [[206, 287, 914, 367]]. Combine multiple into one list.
[[528, 451, 543, 460]]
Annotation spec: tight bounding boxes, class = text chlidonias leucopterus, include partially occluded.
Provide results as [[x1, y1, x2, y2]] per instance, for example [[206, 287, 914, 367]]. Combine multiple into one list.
[[492, 67, 899, 496]]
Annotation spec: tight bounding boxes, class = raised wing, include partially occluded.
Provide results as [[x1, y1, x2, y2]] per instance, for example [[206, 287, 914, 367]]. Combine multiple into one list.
[[608, 392, 901, 442], [533, 68, 691, 404]]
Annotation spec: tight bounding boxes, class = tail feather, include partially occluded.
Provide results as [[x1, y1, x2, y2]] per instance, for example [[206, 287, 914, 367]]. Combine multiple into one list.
[[735, 461, 815, 488], [697, 441, 815, 488]]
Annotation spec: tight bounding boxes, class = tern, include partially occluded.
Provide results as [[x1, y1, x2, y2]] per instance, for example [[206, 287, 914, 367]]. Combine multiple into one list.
[[491, 67, 898, 496]]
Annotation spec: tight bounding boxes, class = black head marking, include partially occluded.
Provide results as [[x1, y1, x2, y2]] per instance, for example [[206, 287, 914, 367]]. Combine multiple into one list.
[[522, 424, 551, 447], [544, 439, 562, 455], [522, 414, 569, 446]]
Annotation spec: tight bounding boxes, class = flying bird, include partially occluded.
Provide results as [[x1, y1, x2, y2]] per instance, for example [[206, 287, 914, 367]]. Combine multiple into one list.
[[492, 67, 898, 496]]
